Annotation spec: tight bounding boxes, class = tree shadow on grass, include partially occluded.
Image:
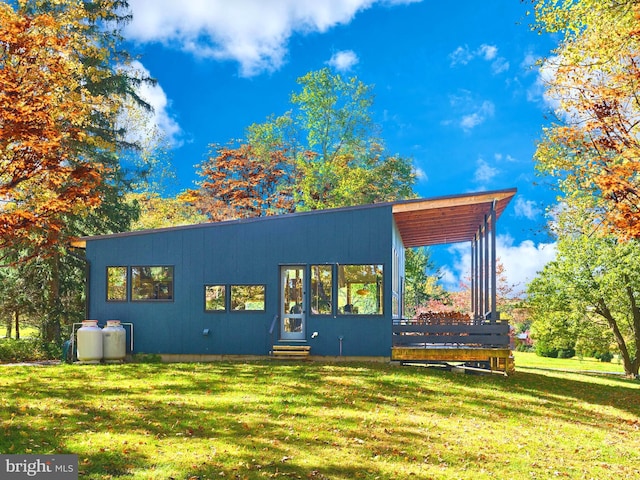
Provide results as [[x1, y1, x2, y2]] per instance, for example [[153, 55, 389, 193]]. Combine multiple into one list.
[[435, 370, 636, 444], [1, 361, 639, 479]]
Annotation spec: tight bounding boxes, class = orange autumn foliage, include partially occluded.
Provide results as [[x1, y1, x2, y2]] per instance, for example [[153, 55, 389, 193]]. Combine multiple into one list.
[[535, 1, 640, 240], [191, 143, 298, 222], [0, 3, 105, 251]]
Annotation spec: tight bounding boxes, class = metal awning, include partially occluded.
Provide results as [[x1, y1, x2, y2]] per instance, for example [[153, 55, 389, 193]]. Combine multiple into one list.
[[391, 188, 516, 248]]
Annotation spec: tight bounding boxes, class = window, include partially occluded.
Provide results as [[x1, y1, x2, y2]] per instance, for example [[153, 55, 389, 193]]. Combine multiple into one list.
[[107, 267, 128, 302], [338, 264, 383, 315], [231, 285, 265, 311], [311, 265, 332, 315], [205, 285, 226, 311], [131, 266, 174, 301]]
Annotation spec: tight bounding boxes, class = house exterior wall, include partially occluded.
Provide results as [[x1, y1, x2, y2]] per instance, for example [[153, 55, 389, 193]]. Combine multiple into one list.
[[85, 205, 397, 357]]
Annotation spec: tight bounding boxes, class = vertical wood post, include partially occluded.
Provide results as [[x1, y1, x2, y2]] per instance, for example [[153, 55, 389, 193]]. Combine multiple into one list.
[[484, 214, 490, 320], [471, 235, 476, 317], [490, 200, 498, 323], [478, 225, 484, 319]]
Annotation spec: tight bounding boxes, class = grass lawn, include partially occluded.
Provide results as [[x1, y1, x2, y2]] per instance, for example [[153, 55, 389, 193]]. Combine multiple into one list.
[[1, 359, 639, 480], [514, 351, 627, 373]]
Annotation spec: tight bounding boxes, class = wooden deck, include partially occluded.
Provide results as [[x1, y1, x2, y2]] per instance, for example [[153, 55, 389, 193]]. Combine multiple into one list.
[[392, 314, 513, 373], [391, 346, 513, 373]]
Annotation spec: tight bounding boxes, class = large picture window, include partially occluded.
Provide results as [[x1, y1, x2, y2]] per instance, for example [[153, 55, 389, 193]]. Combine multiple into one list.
[[107, 266, 128, 302], [338, 264, 383, 315], [311, 265, 332, 315], [131, 266, 174, 301], [205, 285, 226, 311], [231, 285, 265, 311]]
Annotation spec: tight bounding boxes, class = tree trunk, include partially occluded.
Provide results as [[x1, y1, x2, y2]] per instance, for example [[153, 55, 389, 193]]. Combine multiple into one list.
[[14, 310, 20, 340], [5, 316, 12, 339], [43, 254, 62, 343], [624, 277, 640, 377], [596, 298, 637, 377]]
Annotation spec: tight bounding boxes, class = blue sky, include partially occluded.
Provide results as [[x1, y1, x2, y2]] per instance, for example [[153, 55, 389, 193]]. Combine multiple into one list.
[[121, 0, 560, 292]]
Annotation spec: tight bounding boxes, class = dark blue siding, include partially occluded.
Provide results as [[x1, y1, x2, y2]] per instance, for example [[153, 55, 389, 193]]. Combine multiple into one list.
[[86, 205, 396, 357]]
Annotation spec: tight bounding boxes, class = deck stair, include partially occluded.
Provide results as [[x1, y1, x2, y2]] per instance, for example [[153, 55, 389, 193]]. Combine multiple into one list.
[[272, 345, 311, 360]]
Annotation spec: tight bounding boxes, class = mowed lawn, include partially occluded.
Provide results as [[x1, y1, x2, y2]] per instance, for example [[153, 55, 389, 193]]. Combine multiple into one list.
[[1, 355, 639, 480]]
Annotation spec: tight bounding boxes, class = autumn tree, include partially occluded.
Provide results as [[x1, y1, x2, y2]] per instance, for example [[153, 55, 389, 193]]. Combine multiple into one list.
[[427, 259, 519, 318], [534, 0, 640, 239], [194, 68, 415, 220], [192, 143, 298, 221], [0, 0, 150, 256], [0, 0, 153, 342]]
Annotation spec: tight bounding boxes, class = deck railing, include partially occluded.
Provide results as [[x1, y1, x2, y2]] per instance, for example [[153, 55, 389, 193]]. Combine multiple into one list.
[[392, 314, 510, 348]]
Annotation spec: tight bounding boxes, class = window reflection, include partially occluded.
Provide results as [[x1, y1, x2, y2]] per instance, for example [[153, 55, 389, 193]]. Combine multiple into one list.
[[338, 265, 383, 315]]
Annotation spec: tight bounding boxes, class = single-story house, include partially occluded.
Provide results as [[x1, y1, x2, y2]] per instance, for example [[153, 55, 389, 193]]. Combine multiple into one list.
[[72, 188, 516, 371]]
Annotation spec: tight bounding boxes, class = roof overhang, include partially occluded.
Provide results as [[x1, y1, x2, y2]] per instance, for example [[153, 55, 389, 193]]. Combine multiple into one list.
[[392, 188, 516, 248], [70, 188, 516, 250]]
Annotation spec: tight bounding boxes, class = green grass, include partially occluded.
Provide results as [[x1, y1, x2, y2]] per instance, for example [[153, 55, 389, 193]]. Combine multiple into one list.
[[514, 350, 626, 373], [1, 360, 639, 479]]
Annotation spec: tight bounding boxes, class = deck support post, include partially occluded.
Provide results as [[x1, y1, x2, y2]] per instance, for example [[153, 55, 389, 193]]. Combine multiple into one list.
[[478, 225, 484, 319], [471, 235, 477, 317], [484, 214, 490, 320], [490, 200, 498, 323]]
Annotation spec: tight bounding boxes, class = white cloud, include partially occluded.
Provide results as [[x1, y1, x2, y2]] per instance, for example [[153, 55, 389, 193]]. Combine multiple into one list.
[[125, 0, 421, 77], [449, 45, 474, 66], [460, 113, 483, 130], [444, 235, 557, 295], [491, 57, 510, 74], [460, 100, 495, 131], [449, 44, 509, 74], [514, 197, 542, 220], [494, 153, 517, 163], [414, 166, 428, 182], [478, 44, 498, 61], [439, 265, 458, 287], [118, 61, 183, 147], [474, 157, 499, 184], [327, 50, 359, 71]]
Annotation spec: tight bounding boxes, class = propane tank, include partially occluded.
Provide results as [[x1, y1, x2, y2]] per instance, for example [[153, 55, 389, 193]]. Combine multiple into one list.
[[102, 320, 126, 362], [77, 320, 102, 363]]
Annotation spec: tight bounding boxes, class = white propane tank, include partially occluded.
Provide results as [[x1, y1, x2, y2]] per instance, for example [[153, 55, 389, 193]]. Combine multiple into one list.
[[102, 320, 126, 362], [77, 320, 103, 363]]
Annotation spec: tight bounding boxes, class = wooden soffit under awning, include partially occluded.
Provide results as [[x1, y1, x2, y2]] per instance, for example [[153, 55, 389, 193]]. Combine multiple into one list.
[[392, 188, 517, 248]]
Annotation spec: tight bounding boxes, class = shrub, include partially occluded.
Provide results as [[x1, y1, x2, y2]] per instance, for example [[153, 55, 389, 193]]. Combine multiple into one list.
[[557, 348, 576, 359], [0, 338, 61, 363], [595, 351, 613, 363], [535, 342, 558, 358], [516, 343, 533, 352]]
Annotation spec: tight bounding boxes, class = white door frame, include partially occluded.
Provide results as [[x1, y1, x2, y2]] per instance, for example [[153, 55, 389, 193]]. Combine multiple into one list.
[[280, 266, 306, 341]]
